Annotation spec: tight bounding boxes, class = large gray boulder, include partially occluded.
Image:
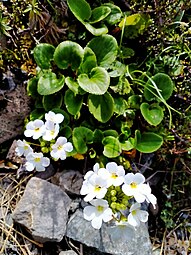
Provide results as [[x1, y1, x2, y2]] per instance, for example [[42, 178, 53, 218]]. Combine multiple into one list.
[[66, 209, 152, 255], [12, 177, 71, 243]]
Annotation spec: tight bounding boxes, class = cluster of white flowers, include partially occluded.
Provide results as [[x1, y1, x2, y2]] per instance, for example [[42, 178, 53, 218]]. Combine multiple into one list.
[[80, 162, 157, 231], [15, 111, 73, 172]]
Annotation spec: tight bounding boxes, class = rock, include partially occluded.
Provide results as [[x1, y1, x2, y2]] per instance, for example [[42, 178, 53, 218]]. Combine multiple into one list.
[[66, 210, 152, 255], [59, 251, 78, 255], [12, 177, 71, 243], [51, 170, 83, 195], [0, 82, 31, 143]]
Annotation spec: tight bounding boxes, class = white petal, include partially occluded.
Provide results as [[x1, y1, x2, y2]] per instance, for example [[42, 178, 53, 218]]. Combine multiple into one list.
[[96, 188, 107, 199], [134, 192, 146, 203], [91, 216, 103, 229], [134, 173, 145, 184], [83, 206, 96, 221], [25, 162, 35, 171], [146, 193, 157, 208], [42, 157, 50, 167], [128, 213, 140, 227], [122, 184, 134, 196], [137, 210, 148, 223], [57, 136, 67, 145], [117, 166, 125, 176], [124, 173, 135, 184], [24, 129, 33, 137], [93, 163, 99, 173], [55, 113, 64, 123], [80, 182, 89, 195], [36, 164, 45, 172], [106, 162, 118, 173], [84, 192, 95, 202], [113, 176, 124, 186], [90, 199, 108, 207], [60, 151, 67, 160], [102, 208, 113, 222], [130, 203, 141, 212], [64, 142, 73, 152]]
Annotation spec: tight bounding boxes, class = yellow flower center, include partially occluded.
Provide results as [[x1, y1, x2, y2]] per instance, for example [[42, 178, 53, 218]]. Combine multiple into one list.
[[94, 185, 101, 192], [130, 182, 137, 189], [57, 145, 63, 150], [35, 127, 40, 132], [97, 205, 104, 212], [34, 157, 41, 162], [111, 173, 118, 179], [131, 210, 137, 216], [24, 145, 28, 150], [50, 130, 55, 136]]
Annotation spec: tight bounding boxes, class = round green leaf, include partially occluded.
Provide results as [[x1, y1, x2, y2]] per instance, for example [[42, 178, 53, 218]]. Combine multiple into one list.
[[84, 23, 108, 36], [33, 43, 55, 69], [135, 130, 163, 153], [64, 89, 83, 115], [67, 0, 91, 22], [42, 93, 63, 111], [103, 3, 122, 25], [54, 41, 84, 70], [87, 35, 118, 67], [140, 103, 164, 126], [78, 67, 110, 95], [89, 6, 111, 24], [88, 92, 114, 123], [27, 77, 38, 98], [102, 136, 122, 158], [37, 72, 65, 95], [144, 73, 174, 101], [79, 47, 97, 74], [72, 127, 94, 154], [113, 97, 127, 115]]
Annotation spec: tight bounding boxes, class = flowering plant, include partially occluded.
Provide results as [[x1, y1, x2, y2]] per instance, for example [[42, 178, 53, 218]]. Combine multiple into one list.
[[80, 162, 156, 231], [15, 111, 73, 172]]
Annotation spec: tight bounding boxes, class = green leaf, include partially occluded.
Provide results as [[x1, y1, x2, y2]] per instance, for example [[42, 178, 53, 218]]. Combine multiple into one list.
[[33, 43, 55, 69], [103, 130, 118, 137], [89, 6, 111, 24], [140, 103, 164, 126], [103, 3, 122, 25], [113, 97, 127, 115], [54, 41, 84, 70], [42, 93, 63, 111], [87, 35, 118, 67], [64, 89, 83, 115], [119, 14, 141, 27], [67, 0, 91, 22], [78, 67, 110, 95], [144, 73, 174, 101], [65, 77, 79, 95], [121, 139, 134, 151], [93, 129, 104, 143], [72, 127, 94, 154], [135, 130, 163, 153], [79, 47, 97, 74], [30, 109, 45, 121], [37, 72, 65, 95], [27, 77, 38, 98], [102, 136, 122, 158], [84, 23, 108, 36], [88, 92, 114, 123]]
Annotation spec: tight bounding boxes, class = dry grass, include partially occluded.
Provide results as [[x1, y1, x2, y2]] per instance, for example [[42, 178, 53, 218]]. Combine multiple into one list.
[[0, 173, 43, 255]]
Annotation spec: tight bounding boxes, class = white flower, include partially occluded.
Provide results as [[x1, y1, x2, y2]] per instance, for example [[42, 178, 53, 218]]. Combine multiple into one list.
[[80, 174, 108, 202], [50, 136, 73, 160], [83, 199, 113, 229], [43, 121, 59, 141], [45, 111, 64, 124], [15, 140, 33, 157], [109, 220, 135, 241], [128, 203, 148, 227], [84, 163, 100, 180], [24, 119, 46, 139], [25, 152, 50, 172], [104, 162, 125, 187], [122, 173, 157, 208]]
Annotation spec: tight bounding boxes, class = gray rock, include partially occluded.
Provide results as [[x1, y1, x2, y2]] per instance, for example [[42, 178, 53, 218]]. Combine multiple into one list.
[[66, 210, 152, 255], [12, 177, 71, 243], [59, 251, 78, 255], [51, 170, 83, 195]]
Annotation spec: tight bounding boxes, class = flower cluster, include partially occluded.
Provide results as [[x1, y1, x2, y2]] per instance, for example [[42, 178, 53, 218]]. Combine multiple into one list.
[[80, 162, 157, 231], [15, 111, 73, 172]]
